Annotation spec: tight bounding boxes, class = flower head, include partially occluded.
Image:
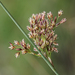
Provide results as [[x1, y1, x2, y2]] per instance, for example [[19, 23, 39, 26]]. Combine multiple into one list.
[[60, 18, 67, 24], [27, 11, 66, 61], [8, 43, 15, 50], [9, 39, 40, 58], [58, 10, 63, 17], [15, 52, 20, 58], [14, 40, 19, 45], [47, 11, 53, 19], [9, 10, 66, 63]]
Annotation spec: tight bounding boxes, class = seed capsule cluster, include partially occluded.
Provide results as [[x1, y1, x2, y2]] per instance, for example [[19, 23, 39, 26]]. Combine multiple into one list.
[[27, 10, 66, 55], [9, 10, 66, 60], [9, 39, 41, 58], [9, 39, 30, 58]]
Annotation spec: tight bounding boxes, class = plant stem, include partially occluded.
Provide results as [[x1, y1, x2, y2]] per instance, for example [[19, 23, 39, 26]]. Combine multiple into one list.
[[0, 1, 59, 75]]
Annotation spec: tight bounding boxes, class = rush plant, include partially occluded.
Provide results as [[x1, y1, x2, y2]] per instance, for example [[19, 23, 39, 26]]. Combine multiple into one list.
[[0, 1, 66, 75]]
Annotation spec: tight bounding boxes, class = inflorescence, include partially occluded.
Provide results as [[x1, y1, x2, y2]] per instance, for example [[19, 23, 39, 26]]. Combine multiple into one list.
[[9, 10, 66, 65], [9, 39, 41, 58]]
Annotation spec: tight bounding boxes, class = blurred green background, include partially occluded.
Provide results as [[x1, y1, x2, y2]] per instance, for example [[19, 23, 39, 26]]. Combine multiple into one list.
[[0, 0, 75, 75]]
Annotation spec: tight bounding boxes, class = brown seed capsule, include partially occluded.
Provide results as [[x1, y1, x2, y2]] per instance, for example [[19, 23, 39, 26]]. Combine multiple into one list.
[[47, 12, 53, 19], [20, 39, 26, 48], [27, 26, 33, 31], [46, 41, 49, 45], [16, 48, 22, 51], [53, 34, 57, 41], [29, 18, 35, 25], [56, 22, 60, 27], [58, 10, 63, 17], [53, 42, 58, 46], [32, 14, 36, 19], [9, 43, 15, 50], [60, 18, 66, 24], [51, 21, 55, 27], [15, 52, 20, 58], [41, 41, 45, 49], [14, 40, 19, 45], [34, 47, 38, 52], [52, 47, 58, 53], [41, 11, 46, 20], [28, 33, 33, 38], [8, 45, 15, 50], [50, 38, 53, 45], [22, 50, 27, 54], [27, 44, 30, 49]]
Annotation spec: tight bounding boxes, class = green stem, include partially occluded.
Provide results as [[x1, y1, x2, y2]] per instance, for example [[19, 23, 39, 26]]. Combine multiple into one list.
[[28, 52, 41, 57], [57, 16, 59, 23], [45, 48, 48, 58], [50, 51, 52, 58], [0, 1, 59, 75]]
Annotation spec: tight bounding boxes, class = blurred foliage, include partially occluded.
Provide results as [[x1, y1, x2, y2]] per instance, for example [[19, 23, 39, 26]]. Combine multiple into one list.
[[0, 0, 75, 75]]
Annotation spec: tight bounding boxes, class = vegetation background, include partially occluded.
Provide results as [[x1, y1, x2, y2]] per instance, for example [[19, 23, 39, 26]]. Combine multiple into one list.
[[0, 0, 75, 75]]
